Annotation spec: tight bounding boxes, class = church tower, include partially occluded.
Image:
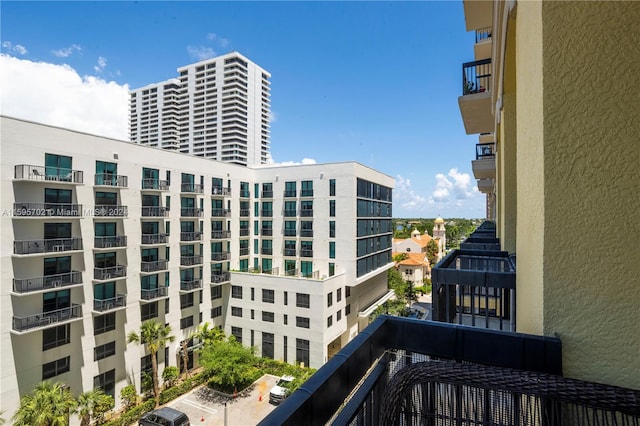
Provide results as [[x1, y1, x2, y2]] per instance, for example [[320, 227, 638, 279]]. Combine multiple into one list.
[[433, 217, 447, 260]]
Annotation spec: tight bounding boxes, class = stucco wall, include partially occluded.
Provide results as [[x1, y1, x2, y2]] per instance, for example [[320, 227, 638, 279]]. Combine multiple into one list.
[[540, 1, 640, 389]]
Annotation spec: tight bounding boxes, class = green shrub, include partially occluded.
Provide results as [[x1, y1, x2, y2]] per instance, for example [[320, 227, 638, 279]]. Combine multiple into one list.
[[102, 399, 154, 426], [162, 366, 179, 388], [119, 384, 137, 410]]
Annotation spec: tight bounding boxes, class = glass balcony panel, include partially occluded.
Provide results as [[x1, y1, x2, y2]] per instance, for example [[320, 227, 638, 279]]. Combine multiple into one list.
[[14, 238, 83, 254], [12, 304, 82, 332], [93, 294, 126, 312], [13, 271, 83, 294]]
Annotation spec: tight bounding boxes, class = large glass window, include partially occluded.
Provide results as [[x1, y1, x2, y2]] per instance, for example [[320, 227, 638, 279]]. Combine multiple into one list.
[[284, 221, 296, 236], [45, 153, 72, 180], [42, 356, 70, 380], [296, 339, 310, 367], [296, 293, 310, 308], [45, 188, 72, 204], [329, 242, 336, 259], [262, 332, 274, 359], [301, 261, 313, 278], [94, 369, 116, 399], [296, 317, 310, 328], [43, 289, 70, 312], [284, 181, 296, 197], [301, 180, 313, 197], [284, 201, 296, 217], [329, 179, 336, 196], [94, 312, 116, 335], [96, 161, 117, 185], [45, 222, 71, 239], [94, 282, 115, 300], [95, 222, 116, 237], [43, 324, 70, 350]]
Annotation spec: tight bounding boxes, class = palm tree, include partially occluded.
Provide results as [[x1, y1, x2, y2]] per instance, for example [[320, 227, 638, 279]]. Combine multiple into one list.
[[127, 320, 175, 407], [12, 381, 77, 426], [179, 322, 225, 378], [77, 388, 114, 426]]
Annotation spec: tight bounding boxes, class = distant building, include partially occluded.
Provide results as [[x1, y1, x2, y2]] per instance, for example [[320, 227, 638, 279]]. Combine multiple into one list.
[[392, 218, 447, 284]]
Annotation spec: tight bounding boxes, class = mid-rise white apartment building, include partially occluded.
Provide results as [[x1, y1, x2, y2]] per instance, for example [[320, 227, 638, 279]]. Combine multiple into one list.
[[129, 51, 271, 166], [0, 116, 394, 415]]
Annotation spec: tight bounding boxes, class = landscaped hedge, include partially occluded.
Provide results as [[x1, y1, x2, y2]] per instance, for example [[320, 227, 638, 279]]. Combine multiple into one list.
[[159, 371, 208, 405], [102, 399, 155, 426]]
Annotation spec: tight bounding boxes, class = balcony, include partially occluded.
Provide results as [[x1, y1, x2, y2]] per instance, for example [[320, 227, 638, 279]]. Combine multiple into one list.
[[13, 203, 82, 217], [180, 255, 203, 266], [472, 142, 496, 180], [300, 209, 313, 217], [141, 179, 169, 191], [211, 186, 229, 196], [14, 164, 84, 184], [141, 206, 169, 217], [458, 58, 493, 135], [283, 248, 296, 257], [94, 265, 126, 281], [300, 189, 314, 197], [211, 230, 231, 239], [463, 0, 493, 32], [12, 304, 82, 333], [180, 183, 204, 194], [300, 249, 313, 258], [211, 272, 231, 284], [95, 173, 128, 187], [180, 279, 202, 293], [284, 209, 297, 217], [239, 248, 250, 256], [140, 260, 168, 273], [477, 178, 494, 194], [474, 26, 492, 60], [141, 233, 168, 245], [94, 205, 128, 217], [239, 228, 250, 237], [239, 209, 250, 217], [211, 208, 231, 217], [94, 235, 127, 249], [300, 229, 313, 238], [211, 252, 231, 262], [261, 228, 273, 236], [180, 207, 204, 217], [140, 286, 169, 301], [283, 229, 296, 237], [180, 231, 203, 242], [283, 190, 297, 198], [261, 190, 274, 198], [13, 271, 83, 294], [93, 294, 126, 312], [260, 316, 640, 426], [239, 189, 250, 198], [261, 248, 273, 255], [14, 237, 83, 255], [261, 209, 273, 217]]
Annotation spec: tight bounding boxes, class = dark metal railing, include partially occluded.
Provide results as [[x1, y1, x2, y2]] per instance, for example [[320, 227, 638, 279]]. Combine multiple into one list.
[[475, 26, 492, 43], [262, 191, 274, 198], [284, 209, 297, 217], [239, 248, 249, 256], [261, 228, 273, 236], [180, 255, 203, 266], [94, 265, 126, 280], [180, 183, 204, 193], [141, 260, 168, 272], [180, 279, 202, 292], [261, 209, 273, 217], [284, 229, 297, 237], [141, 206, 169, 217], [211, 208, 231, 217], [211, 230, 231, 239], [211, 252, 231, 262], [300, 189, 314, 197], [13, 203, 82, 217], [95, 235, 127, 248], [462, 58, 492, 95], [283, 190, 297, 198], [141, 233, 168, 244], [300, 229, 314, 238], [180, 231, 203, 241], [95, 173, 128, 187], [300, 249, 313, 258], [261, 248, 273, 255], [180, 207, 203, 217], [300, 209, 313, 217], [13, 304, 82, 332], [14, 164, 84, 183], [13, 271, 83, 293], [476, 142, 496, 159], [239, 228, 250, 236], [211, 186, 229, 196], [140, 286, 168, 300], [141, 179, 169, 190], [14, 237, 83, 254], [211, 272, 231, 284], [93, 294, 126, 312], [283, 248, 296, 257]]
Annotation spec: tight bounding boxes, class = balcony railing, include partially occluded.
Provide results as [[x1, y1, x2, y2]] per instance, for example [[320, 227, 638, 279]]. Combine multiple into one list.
[[284, 209, 297, 217], [211, 208, 231, 217], [211, 272, 231, 284], [95, 173, 128, 187], [13, 203, 81, 217], [300, 229, 313, 238], [140, 286, 169, 301], [13, 271, 83, 294], [180, 183, 204, 194], [93, 294, 126, 312], [141, 179, 169, 190], [300, 209, 313, 217], [283, 229, 296, 237], [94, 235, 127, 248], [141, 260, 168, 272], [261, 190, 274, 198], [239, 248, 250, 256], [14, 237, 83, 255], [462, 58, 492, 95], [211, 186, 229, 196], [94, 265, 126, 280], [476, 142, 495, 159], [239, 228, 250, 237], [180, 231, 203, 242], [211, 251, 231, 262], [239, 189, 250, 198], [261, 228, 273, 236], [476, 26, 492, 43], [141, 233, 168, 244], [283, 248, 296, 257], [180, 207, 203, 217], [261, 248, 273, 255], [284, 268, 298, 277], [141, 206, 169, 217], [300, 249, 313, 258], [13, 304, 82, 333], [300, 189, 314, 197], [211, 230, 231, 239], [239, 209, 250, 217], [180, 255, 203, 266], [94, 205, 128, 217], [283, 190, 297, 198], [180, 279, 202, 292], [15, 164, 83, 184], [261, 209, 273, 217]]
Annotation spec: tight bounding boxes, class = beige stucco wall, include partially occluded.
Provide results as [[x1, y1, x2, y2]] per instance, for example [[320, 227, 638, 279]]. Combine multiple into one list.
[[539, 1, 640, 390]]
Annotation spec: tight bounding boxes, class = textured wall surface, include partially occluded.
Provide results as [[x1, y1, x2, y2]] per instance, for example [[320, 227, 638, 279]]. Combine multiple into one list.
[[540, 1, 640, 389]]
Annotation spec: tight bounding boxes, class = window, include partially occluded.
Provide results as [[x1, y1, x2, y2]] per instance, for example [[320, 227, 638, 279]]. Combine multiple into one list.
[[94, 313, 116, 335], [346, 304, 351, 315], [329, 179, 336, 196], [262, 289, 275, 303], [262, 311, 275, 323], [43, 356, 70, 380], [296, 317, 310, 329], [211, 306, 222, 318], [180, 316, 194, 329], [330, 200, 336, 217], [43, 324, 70, 350], [45, 153, 72, 180], [231, 306, 243, 317], [141, 302, 158, 321], [284, 336, 288, 362], [296, 339, 310, 367], [337, 288, 342, 302], [231, 285, 243, 299], [251, 309, 255, 320], [327, 292, 333, 307], [284, 314, 288, 325], [180, 293, 195, 309], [329, 221, 336, 238], [284, 201, 296, 217], [329, 241, 336, 259], [211, 285, 222, 300], [94, 369, 116, 399], [251, 287, 255, 301], [284, 181, 296, 197], [300, 200, 313, 216], [95, 341, 116, 361], [301, 180, 313, 197], [327, 315, 333, 328], [231, 327, 242, 344], [45, 222, 71, 239], [337, 309, 342, 322], [346, 287, 351, 298], [262, 332, 274, 359], [296, 293, 310, 308], [329, 263, 335, 277], [284, 220, 296, 236], [284, 291, 288, 305]]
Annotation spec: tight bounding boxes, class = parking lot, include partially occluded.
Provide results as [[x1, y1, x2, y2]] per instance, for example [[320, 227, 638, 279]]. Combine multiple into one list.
[[165, 374, 280, 425]]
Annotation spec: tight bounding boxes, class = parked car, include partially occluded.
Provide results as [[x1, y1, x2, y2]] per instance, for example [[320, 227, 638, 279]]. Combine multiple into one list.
[[139, 407, 190, 426], [269, 375, 294, 405]]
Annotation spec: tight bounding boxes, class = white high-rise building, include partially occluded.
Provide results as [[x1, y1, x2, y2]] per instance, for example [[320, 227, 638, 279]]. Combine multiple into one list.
[[0, 116, 394, 416], [129, 52, 271, 166]]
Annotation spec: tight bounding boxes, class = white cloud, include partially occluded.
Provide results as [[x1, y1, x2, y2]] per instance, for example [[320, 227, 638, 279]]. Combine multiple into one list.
[[262, 153, 317, 167], [2, 41, 28, 55], [430, 168, 478, 203], [94, 56, 107, 73], [0, 54, 129, 140], [206, 33, 230, 48], [187, 45, 216, 61], [395, 175, 428, 210], [269, 111, 277, 123], [52, 44, 81, 58]]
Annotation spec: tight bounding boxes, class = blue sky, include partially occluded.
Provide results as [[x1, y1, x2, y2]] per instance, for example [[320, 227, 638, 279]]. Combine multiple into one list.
[[1, 1, 485, 218]]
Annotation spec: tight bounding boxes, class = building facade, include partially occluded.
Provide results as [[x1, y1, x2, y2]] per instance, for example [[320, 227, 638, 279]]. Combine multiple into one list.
[[129, 52, 271, 166], [0, 116, 394, 415], [458, 0, 639, 390]]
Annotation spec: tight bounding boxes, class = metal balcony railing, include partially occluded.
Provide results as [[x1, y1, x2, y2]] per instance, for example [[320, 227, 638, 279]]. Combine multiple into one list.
[[211, 208, 231, 217], [283, 229, 297, 237], [141, 206, 169, 217], [261, 228, 273, 236], [239, 248, 249, 256], [300, 209, 313, 217], [261, 209, 273, 217], [95, 173, 128, 187], [141, 179, 169, 190], [94, 205, 128, 217], [93, 294, 126, 312], [13, 271, 83, 294], [239, 228, 250, 236], [261, 191, 274, 198], [211, 272, 231, 284], [140, 260, 168, 272], [180, 279, 202, 292], [211, 186, 229, 196], [283, 248, 296, 257], [211, 230, 231, 239], [239, 189, 250, 198], [476, 142, 496, 159], [180, 255, 203, 266], [476, 26, 492, 43], [180, 207, 203, 217], [300, 249, 313, 258], [14, 237, 83, 254], [13, 203, 82, 217], [13, 304, 82, 332], [180, 183, 204, 193], [300, 189, 314, 197], [283, 190, 297, 198], [180, 231, 203, 242], [140, 286, 168, 300], [94, 265, 126, 280], [239, 209, 250, 217], [284, 209, 297, 217], [261, 248, 273, 255], [300, 229, 313, 238], [94, 235, 127, 248], [14, 164, 84, 183], [462, 58, 492, 95], [141, 233, 168, 244], [211, 252, 231, 262]]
